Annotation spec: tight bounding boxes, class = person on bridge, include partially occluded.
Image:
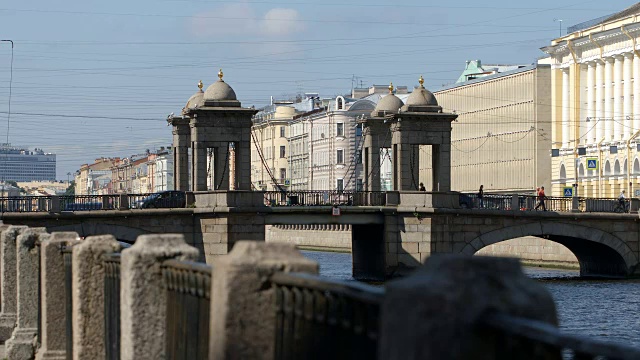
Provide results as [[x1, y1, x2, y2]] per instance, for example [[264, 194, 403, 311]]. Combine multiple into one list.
[[618, 190, 626, 209], [535, 186, 547, 211], [419, 182, 426, 191], [478, 185, 484, 208]]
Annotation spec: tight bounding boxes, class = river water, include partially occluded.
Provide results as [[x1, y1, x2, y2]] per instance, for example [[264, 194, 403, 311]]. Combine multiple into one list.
[[301, 251, 640, 347]]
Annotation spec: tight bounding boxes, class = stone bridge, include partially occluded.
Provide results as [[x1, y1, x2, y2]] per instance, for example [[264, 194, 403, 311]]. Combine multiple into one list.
[[2, 192, 638, 280]]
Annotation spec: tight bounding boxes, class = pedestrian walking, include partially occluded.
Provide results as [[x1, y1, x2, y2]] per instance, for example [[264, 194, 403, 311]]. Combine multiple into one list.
[[419, 182, 426, 191], [535, 186, 547, 211], [478, 185, 484, 208]]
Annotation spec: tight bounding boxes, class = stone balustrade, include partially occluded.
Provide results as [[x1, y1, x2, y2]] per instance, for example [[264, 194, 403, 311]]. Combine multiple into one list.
[[0, 226, 636, 360]]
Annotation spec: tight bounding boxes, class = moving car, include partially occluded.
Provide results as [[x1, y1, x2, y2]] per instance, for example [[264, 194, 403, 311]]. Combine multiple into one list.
[[139, 191, 186, 209]]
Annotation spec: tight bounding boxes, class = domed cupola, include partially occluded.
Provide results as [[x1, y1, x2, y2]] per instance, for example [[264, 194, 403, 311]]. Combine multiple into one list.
[[371, 82, 404, 117], [203, 69, 241, 107], [401, 75, 442, 113], [182, 80, 204, 114]]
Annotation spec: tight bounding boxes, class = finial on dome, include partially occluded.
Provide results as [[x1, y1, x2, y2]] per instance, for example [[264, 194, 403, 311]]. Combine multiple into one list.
[[418, 75, 424, 88], [198, 80, 203, 90], [218, 68, 224, 81], [388, 82, 394, 94]]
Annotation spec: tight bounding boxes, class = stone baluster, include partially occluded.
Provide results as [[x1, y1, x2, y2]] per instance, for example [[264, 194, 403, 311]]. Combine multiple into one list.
[[0, 225, 24, 340], [379, 255, 558, 360], [120, 234, 199, 360], [209, 241, 318, 359], [6, 228, 48, 360], [35, 232, 81, 360], [72, 235, 122, 360]]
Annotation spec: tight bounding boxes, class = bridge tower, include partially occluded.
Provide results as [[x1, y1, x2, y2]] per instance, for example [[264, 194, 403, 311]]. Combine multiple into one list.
[[169, 70, 258, 191], [362, 77, 458, 191]]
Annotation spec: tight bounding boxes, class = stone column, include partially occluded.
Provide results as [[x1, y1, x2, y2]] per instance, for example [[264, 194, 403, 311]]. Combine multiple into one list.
[[6, 228, 48, 360], [433, 144, 451, 192], [595, 60, 605, 141], [36, 232, 81, 360], [173, 123, 190, 191], [562, 68, 570, 148], [0, 225, 22, 340], [363, 125, 383, 192], [605, 57, 614, 141], [614, 55, 624, 140], [192, 141, 208, 191], [379, 255, 559, 360], [393, 143, 416, 191], [624, 53, 634, 139], [119, 234, 198, 360], [214, 142, 231, 191], [235, 130, 252, 190], [72, 235, 122, 360], [634, 54, 640, 133], [209, 242, 318, 360], [587, 62, 596, 144]]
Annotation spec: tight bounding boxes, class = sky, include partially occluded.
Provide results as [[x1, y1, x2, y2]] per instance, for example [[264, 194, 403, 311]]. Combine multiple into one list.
[[0, 0, 638, 179]]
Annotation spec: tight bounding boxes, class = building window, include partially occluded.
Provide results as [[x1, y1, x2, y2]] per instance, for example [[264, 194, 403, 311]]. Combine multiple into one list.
[[337, 178, 344, 191], [356, 150, 362, 164], [336, 123, 344, 137], [356, 179, 363, 191], [280, 126, 285, 138], [355, 124, 362, 136], [336, 149, 344, 164], [280, 146, 286, 158], [280, 168, 286, 181]]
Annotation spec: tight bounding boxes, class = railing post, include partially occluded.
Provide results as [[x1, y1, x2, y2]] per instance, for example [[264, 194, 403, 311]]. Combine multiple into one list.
[[510, 195, 519, 211], [379, 255, 559, 360], [120, 234, 199, 360], [6, 228, 48, 360], [385, 191, 399, 206], [50, 195, 60, 213], [118, 194, 128, 211], [572, 197, 580, 212], [72, 235, 122, 360], [0, 225, 24, 340], [36, 232, 80, 360], [630, 198, 640, 214], [186, 191, 195, 208], [209, 241, 318, 360]]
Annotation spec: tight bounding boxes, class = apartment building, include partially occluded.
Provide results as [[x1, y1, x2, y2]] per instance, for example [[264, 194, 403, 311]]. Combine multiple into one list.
[[541, 3, 640, 197], [75, 157, 119, 195], [0, 144, 56, 182]]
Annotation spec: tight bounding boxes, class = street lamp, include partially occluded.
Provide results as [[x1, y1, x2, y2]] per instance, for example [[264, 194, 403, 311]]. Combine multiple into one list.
[[0, 40, 13, 213]]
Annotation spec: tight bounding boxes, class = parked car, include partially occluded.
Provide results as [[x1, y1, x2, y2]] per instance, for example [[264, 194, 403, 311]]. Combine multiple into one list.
[[139, 191, 186, 209]]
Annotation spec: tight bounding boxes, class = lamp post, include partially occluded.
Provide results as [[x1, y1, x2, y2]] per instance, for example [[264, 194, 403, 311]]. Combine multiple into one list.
[[0, 40, 13, 213]]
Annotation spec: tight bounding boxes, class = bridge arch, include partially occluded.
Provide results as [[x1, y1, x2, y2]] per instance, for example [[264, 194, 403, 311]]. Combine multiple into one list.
[[461, 221, 638, 277]]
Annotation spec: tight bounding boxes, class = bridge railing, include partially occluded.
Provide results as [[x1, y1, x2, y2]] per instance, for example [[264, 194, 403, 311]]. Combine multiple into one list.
[[0, 196, 52, 212], [60, 194, 120, 211], [162, 259, 211, 360], [482, 312, 640, 360], [104, 253, 121, 360], [270, 272, 383, 359]]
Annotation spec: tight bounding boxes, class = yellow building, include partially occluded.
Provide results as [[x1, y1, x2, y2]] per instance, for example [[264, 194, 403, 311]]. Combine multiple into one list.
[[541, 4, 640, 197], [251, 105, 296, 190], [424, 64, 552, 193]]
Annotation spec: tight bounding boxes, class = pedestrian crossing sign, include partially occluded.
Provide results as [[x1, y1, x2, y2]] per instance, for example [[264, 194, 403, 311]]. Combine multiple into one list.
[[586, 158, 598, 170], [563, 187, 573, 197]]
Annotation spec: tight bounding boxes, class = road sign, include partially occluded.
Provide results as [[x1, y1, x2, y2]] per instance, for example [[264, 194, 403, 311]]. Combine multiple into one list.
[[563, 187, 573, 197], [586, 158, 598, 170], [284, 179, 290, 186]]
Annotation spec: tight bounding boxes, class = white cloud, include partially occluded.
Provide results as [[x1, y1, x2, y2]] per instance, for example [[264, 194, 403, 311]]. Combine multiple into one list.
[[261, 8, 305, 36], [189, 5, 304, 38]]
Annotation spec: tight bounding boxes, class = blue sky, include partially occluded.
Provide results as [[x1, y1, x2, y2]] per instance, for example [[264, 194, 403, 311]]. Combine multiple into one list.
[[0, 0, 637, 179]]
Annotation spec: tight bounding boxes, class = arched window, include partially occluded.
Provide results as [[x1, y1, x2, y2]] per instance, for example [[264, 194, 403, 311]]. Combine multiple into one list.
[[604, 160, 611, 175], [614, 159, 621, 175], [634, 158, 640, 174], [623, 159, 628, 175], [559, 164, 566, 180], [578, 163, 585, 178], [336, 96, 345, 110]]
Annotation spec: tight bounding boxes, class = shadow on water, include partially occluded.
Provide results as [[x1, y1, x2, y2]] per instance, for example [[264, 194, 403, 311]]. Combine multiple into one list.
[[302, 250, 640, 347]]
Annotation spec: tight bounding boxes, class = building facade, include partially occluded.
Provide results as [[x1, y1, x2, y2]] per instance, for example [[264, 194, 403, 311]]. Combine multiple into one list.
[[541, 4, 640, 197], [74, 157, 119, 195], [432, 64, 552, 193], [0, 144, 56, 182]]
